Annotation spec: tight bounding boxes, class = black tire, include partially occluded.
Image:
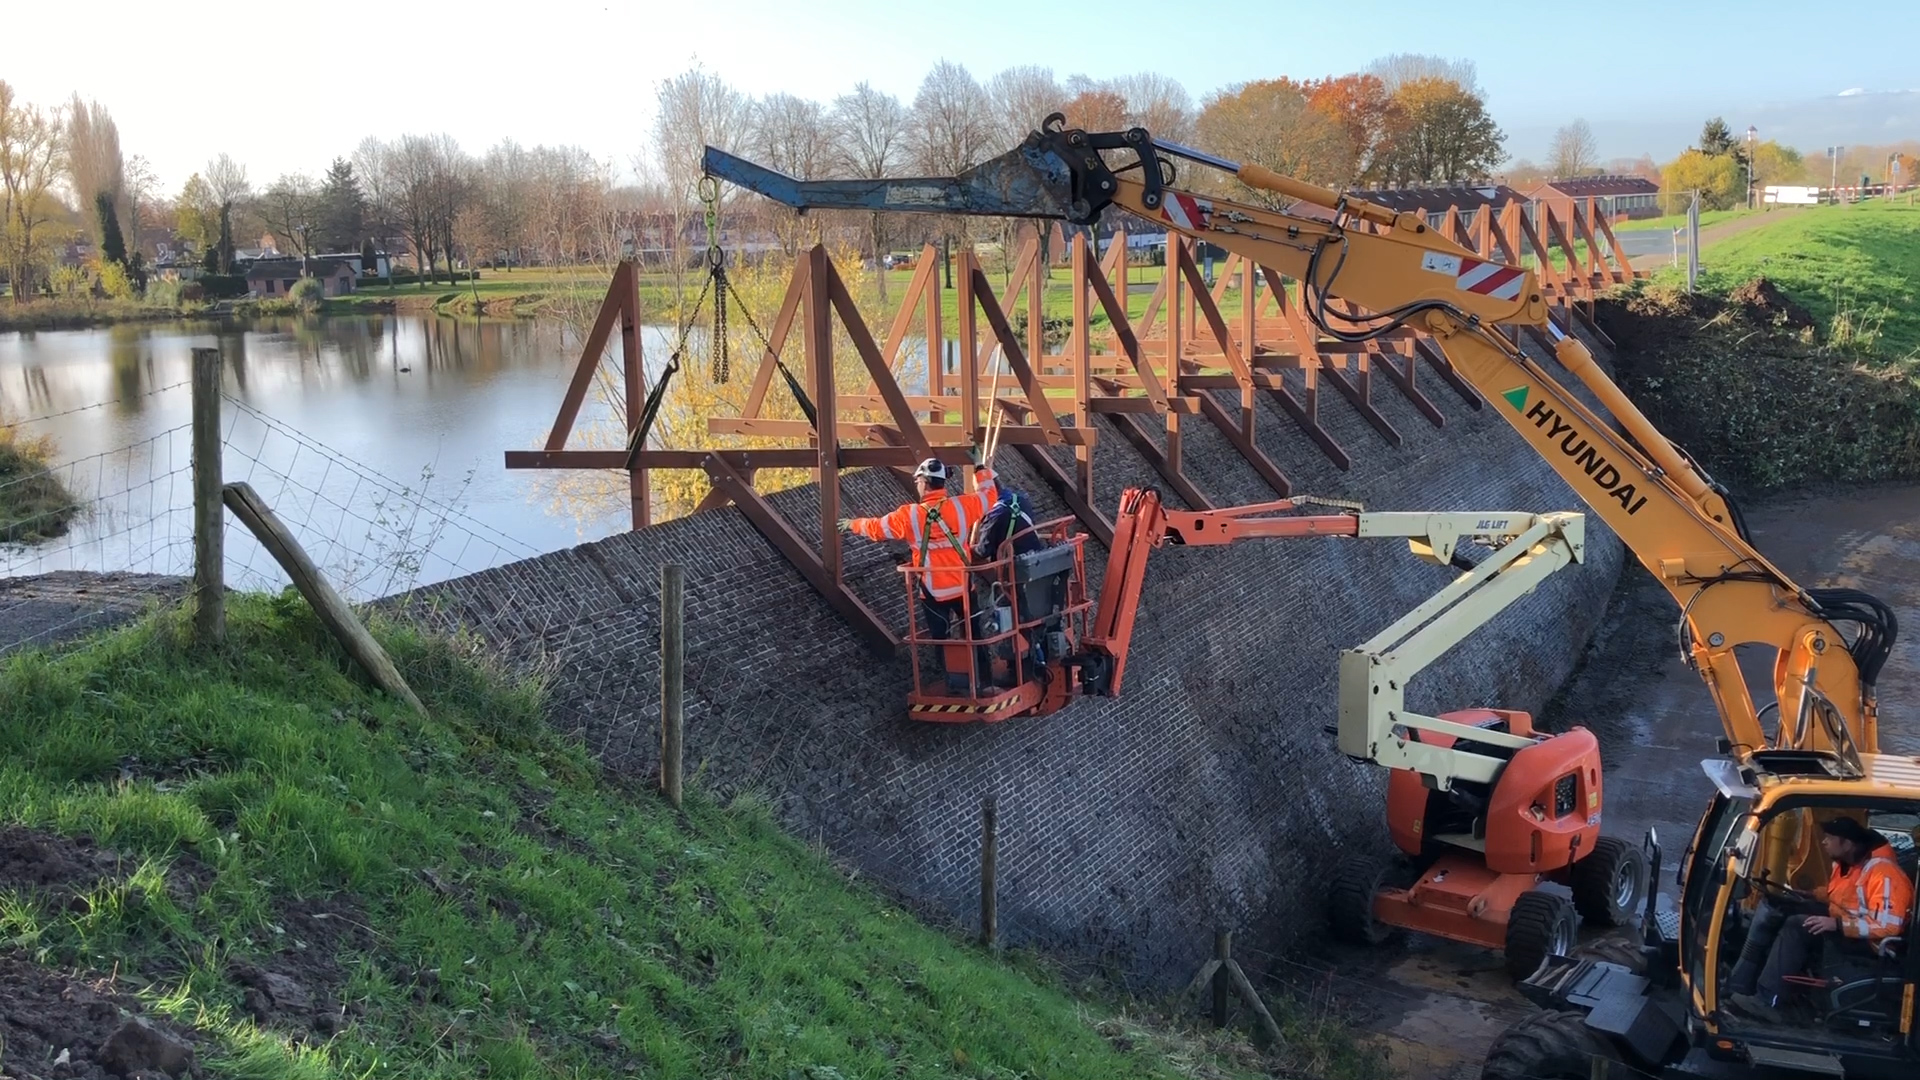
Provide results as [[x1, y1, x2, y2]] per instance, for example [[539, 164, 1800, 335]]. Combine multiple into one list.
[[1481, 1010, 1626, 1080], [1572, 935, 1651, 976], [1571, 836, 1649, 926], [1328, 857, 1400, 947], [1505, 890, 1578, 980]]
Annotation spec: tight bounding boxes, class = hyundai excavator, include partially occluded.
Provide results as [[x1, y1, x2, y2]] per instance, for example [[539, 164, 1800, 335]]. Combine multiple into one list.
[[705, 116, 1920, 1077]]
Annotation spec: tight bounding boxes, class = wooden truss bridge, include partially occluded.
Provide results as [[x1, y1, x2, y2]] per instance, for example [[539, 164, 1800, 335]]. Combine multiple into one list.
[[506, 195, 1642, 653]]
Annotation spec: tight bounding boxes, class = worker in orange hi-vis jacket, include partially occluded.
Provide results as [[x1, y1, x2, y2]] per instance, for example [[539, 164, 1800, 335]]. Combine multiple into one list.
[[838, 453, 999, 670]]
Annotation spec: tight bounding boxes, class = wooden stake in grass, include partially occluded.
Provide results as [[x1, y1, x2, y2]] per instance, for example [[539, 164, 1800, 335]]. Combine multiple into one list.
[[222, 481, 425, 715], [979, 794, 998, 949], [191, 347, 225, 646]]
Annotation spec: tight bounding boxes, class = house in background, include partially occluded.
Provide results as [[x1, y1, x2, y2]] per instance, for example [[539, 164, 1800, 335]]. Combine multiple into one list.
[[1525, 176, 1662, 222], [245, 257, 357, 298], [1290, 183, 1529, 235]]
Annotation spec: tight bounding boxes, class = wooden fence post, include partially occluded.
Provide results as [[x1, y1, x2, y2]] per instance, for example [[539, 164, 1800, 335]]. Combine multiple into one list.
[[661, 563, 684, 808], [190, 347, 224, 646], [221, 482, 424, 714], [979, 794, 998, 948]]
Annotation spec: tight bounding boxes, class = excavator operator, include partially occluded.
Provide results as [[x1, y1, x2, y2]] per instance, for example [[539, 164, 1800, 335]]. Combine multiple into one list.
[[1727, 816, 1913, 1022], [838, 454, 999, 661]]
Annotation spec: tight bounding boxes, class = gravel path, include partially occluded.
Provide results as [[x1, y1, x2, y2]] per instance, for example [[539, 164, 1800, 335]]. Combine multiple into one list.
[[0, 571, 190, 657]]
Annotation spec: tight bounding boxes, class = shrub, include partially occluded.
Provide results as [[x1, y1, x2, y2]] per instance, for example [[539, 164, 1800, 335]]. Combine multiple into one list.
[[288, 277, 325, 311]]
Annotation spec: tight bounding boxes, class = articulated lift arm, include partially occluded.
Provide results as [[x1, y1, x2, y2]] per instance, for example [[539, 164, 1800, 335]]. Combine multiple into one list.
[[1080, 488, 1587, 789], [705, 122, 1894, 762]]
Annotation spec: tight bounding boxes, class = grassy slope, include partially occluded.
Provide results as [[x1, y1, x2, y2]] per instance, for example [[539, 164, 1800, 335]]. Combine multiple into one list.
[[0, 427, 82, 543], [1691, 201, 1920, 357], [0, 594, 1380, 1080], [1607, 207, 1754, 235]]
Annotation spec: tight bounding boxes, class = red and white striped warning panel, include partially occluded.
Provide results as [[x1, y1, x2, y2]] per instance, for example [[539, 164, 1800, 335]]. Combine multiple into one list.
[[1457, 257, 1524, 300], [1420, 252, 1524, 301], [1161, 193, 1213, 231]]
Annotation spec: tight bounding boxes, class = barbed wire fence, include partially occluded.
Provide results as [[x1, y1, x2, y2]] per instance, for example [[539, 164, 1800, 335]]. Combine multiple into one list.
[[1, 349, 546, 657]]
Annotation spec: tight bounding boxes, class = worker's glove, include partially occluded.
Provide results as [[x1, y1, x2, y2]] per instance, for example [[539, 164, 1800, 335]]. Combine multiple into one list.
[[968, 443, 983, 466], [836, 518, 854, 535]]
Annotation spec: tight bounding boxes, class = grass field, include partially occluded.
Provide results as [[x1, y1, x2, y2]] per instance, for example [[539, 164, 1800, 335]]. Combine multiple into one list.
[[0, 595, 1387, 1080], [1688, 201, 1920, 357]]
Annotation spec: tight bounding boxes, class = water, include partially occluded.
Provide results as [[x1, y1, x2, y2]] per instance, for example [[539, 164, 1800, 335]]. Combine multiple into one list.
[[0, 315, 680, 596]]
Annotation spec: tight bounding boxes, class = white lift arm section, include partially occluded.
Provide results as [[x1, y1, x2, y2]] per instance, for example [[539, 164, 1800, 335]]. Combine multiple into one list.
[[1335, 512, 1589, 791]]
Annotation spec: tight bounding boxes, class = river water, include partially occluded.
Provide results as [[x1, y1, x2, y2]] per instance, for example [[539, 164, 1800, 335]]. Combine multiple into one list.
[[0, 315, 679, 597]]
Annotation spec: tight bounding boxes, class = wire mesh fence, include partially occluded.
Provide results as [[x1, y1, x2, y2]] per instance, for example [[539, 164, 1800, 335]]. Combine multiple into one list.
[[2, 373, 548, 655]]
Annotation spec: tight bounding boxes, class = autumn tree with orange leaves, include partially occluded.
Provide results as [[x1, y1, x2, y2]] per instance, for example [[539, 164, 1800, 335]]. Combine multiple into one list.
[[1194, 79, 1353, 206]]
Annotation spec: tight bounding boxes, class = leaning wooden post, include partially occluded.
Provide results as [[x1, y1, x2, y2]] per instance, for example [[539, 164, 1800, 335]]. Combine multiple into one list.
[[661, 563, 685, 809], [190, 347, 225, 646], [1212, 929, 1232, 1028], [221, 481, 425, 715], [979, 794, 998, 949]]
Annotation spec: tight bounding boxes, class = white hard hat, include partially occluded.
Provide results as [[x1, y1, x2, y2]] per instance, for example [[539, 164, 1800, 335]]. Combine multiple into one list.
[[913, 457, 949, 483]]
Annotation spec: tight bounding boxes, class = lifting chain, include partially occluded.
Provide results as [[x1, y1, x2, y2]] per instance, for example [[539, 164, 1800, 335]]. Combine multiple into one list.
[[700, 176, 730, 384]]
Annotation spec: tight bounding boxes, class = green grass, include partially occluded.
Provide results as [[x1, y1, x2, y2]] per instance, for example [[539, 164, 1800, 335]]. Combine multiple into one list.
[[0, 595, 1386, 1080], [1684, 201, 1920, 357], [0, 297, 193, 333], [0, 427, 81, 543]]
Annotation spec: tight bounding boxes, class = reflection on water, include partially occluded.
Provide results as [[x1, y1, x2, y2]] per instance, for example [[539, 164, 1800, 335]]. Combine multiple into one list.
[[0, 315, 680, 594], [2, 314, 963, 595]]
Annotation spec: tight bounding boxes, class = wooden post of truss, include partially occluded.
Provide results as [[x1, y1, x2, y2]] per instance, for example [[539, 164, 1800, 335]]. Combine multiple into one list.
[[620, 260, 649, 528], [958, 248, 982, 443], [1164, 235, 1183, 475], [1070, 233, 1093, 495], [805, 247, 843, 583]]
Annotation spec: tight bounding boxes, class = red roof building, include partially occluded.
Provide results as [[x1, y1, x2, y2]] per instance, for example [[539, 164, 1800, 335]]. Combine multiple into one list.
[[1525, 176, 1662, 221]]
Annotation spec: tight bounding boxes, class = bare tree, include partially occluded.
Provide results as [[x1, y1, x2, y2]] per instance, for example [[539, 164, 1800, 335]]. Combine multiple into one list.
[[1549, 118, 1599, 178], [652, 65, 748, 207], [1, 83, 67, 302], [830, 82, 908, 293], [258, 173, 322, 259], [124, 153, 158, 250], [910, 61, 992, 286], [1366, 53, 1480, 95], [425, 134, 472, 279], [985, 65, 1063, 146], [204, 152, 251, 273], [64, 95, 127, 254], [1111, 71, 1195, 144], [477, 139, 533, 268], [750, 93, 830, 181]]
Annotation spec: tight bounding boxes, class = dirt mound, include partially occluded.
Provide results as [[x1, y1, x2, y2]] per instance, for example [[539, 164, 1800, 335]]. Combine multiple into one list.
[[1595, 283, 1920, 495], [0, 828, 131, 903], [229, 895, 374, 1039], [0, 951, 201, 1079], [1727, 276, 1815, 331]]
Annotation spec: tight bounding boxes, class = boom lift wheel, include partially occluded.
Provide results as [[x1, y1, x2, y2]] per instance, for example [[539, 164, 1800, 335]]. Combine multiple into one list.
[[1479, 1009, 1624, 1080], [1328, 856, 1402, 947], [1570, 836, 1648, 927], [1504, 891, 1578, 980]]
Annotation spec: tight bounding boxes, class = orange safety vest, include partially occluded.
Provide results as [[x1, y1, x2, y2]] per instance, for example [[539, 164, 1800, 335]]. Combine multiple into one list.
[[1822, 841, 1913, 944], [848, 468, 998, 601]]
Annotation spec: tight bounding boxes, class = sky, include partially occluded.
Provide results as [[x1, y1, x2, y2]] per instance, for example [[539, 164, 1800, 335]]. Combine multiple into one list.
[[7, 0, 1915, 193]]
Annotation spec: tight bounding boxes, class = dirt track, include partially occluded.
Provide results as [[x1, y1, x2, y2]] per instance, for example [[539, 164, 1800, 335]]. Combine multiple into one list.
[[0, 571, 188, 657], [1313, 483, 1920, 1077]]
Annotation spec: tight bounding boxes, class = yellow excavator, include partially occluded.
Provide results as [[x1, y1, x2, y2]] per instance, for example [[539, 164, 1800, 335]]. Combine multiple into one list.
[[705, 116, 1919, 1078]]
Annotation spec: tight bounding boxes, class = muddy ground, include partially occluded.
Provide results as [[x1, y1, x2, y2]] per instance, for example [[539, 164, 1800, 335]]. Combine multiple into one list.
[[1303, 484, 1920, 1077]]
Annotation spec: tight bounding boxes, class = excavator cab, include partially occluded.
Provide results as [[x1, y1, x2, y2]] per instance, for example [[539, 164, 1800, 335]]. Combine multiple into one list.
[[899, 517, 1090, 723]]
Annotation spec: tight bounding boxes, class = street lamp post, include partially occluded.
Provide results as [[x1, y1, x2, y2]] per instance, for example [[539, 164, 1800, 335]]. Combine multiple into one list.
[[1746, 126, 1757, 209]]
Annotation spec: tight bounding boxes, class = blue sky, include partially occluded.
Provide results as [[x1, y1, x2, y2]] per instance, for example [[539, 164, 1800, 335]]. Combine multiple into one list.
[[9, 1, 1914, 189]]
